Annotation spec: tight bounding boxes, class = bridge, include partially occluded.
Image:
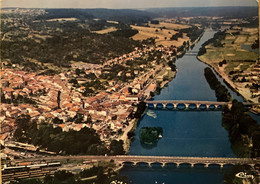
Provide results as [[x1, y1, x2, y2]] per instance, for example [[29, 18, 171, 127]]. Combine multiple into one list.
[[5, 155, 259, 169], [185, 51, 199, 56], [144, 100, 260, 110]]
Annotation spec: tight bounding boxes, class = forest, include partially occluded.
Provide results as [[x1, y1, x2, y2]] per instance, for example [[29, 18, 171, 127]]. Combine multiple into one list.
[[204, 67, 231, 102], [1, 11, 142, 72], [13, 115, 124, 155], [222, 100, 260, 158]]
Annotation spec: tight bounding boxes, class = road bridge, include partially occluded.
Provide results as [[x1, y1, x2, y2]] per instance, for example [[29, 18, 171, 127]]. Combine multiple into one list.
[[5, 155, 259, 169], [185, 51, 199, 56], [145, 100, 260, 110]]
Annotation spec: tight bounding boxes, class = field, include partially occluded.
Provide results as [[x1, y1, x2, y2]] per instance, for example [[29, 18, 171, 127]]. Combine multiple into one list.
[[198, 26, 259, 103], [131, 23, 190, 47], [148, 22, 190, 30], [224, 61, 253, 74], [46, 18, 78, 22], [93, 27, 117, 34], [201, 27, 258, 66]]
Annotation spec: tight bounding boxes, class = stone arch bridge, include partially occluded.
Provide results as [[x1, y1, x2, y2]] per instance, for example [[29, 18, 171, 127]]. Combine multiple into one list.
[[145, 100, 259, 110], [8, 155, 259, 169]]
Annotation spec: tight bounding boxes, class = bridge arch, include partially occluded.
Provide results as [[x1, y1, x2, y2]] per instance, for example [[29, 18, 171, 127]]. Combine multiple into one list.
[[179, 163, 192, 168], [188, 103, 197, 110], [164, 162, 178, 168], [166, 103, 174, 109], [136, 162, 149, 167], [217, 105, 222, 110], [177, 103, 186, 110], [122, 161, 135, 167], [222, 163, 234, 169], [156, 103, 164, 109], [199, 104, 207, 110], [151, 162, 163, 167], [208, 163, 222, 168], [193, 163, 207, 168], [148, 103, 155, 109], [209, 104, 216, 110]]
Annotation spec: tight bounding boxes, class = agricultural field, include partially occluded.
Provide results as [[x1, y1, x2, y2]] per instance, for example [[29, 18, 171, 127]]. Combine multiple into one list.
[[148, 22, 191, 30], [198, 26, 259, 103], [200, 27, 258, 65], [93, 27, 117, 34], [131, 23, 190, 47]]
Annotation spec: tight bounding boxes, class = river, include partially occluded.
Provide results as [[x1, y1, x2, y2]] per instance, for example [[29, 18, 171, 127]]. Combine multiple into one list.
[[119, 30, 251, 183]]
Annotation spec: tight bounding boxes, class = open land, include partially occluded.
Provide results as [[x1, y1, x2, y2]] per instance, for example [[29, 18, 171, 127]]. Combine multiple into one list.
[[131, 23, 190, 47], [198, 26, 259, 111]]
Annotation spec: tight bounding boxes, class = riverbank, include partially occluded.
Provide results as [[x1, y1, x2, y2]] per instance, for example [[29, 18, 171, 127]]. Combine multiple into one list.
[[80, 164, 124, 181], [118, 118, 137, 153], [197, 56, 259, 114]]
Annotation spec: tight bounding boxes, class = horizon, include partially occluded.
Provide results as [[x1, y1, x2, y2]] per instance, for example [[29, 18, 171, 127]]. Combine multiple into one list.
[[1, 0, 258, 9], [1, 6, 259, 11]]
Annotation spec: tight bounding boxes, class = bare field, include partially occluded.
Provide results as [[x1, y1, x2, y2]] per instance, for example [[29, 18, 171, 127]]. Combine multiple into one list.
[[131, 25, 189, 47], [235, 35, 247, 43], [46, 18, 78, 22], [93, 27, 117, 34], [242, 28, 258, 33], [107, 20, 119, 24]]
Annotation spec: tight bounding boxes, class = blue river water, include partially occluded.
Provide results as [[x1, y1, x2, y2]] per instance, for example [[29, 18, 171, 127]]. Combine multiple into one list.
[[120, 167, 229, 184], [119, 30, 256, 183], [129, 30, 235, 157]]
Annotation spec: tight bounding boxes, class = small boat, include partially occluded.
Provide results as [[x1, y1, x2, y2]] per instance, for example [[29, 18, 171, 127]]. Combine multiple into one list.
[[146, 110, 157, 119]]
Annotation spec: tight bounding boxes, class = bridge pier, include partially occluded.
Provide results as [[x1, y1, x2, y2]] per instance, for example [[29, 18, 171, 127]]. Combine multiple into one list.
[[191, 163, 194, 168], [205, 163, 209, 168], [162, 162, 166, 167]]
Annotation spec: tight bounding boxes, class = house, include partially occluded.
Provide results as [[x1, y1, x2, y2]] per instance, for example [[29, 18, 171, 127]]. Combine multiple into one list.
[[126, 73, 131, 77], [117, 71, 123, 77], [0, 134, 8, 146], [125, 95, 139, 101]]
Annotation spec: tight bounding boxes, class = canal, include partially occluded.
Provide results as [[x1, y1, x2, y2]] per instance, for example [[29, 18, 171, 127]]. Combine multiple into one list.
[[119, 30, 240, 183]]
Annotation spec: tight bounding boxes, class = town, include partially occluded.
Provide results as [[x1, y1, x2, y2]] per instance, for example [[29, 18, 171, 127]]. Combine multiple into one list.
[[1, 41, 182, 159]]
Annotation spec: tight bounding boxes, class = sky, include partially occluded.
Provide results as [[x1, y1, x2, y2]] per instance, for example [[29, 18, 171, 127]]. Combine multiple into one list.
[[1, 0, 258, 9]]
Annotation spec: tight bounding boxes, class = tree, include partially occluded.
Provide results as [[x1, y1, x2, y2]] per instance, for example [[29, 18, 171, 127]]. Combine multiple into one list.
[[57, 90, 61, 109], [96, 167, 108, 184], [75, 68, 81, 75], [127, 131, 135, 139], [110, 140, 125, 155], [54, 170, 74, 182], [86, 114, 92, 123], [14, 114, 31, 142], [53, 117, 63, 124]]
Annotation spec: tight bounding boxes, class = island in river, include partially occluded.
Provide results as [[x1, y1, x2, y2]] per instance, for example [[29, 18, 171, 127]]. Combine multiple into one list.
[[139, 127, 163, 145]]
